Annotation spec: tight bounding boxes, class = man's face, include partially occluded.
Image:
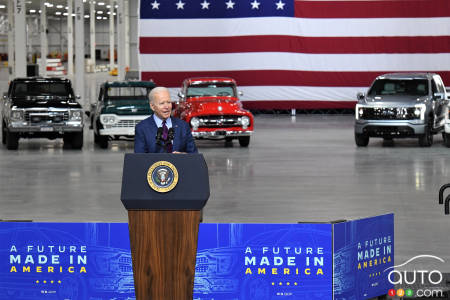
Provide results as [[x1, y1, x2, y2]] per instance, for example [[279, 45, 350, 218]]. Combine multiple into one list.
[[150, 90, 172, 120]]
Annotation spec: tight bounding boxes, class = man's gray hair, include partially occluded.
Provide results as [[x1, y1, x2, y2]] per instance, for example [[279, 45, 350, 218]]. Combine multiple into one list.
[[149, 87, 170, 103]]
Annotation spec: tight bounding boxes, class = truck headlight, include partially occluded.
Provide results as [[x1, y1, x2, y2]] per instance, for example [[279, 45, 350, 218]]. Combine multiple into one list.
[[70, 110, 82, 121], [240, 116, 250, 128], [355, 104, 364, 120], [414, 104, 426, 120], [190, 117, 200, 130], [11, 109, 24, 121], [100, 114, 118, 125]]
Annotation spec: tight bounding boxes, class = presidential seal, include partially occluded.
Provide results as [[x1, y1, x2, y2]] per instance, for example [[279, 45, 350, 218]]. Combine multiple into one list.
[[147, 161, 178, 193]]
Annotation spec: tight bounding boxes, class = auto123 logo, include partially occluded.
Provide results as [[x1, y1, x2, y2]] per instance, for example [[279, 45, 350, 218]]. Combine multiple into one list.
[[384, 255, 446, 298]]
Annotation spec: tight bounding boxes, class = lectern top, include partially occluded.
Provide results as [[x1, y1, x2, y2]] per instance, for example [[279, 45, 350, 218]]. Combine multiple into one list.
[[120, 153, 210, 210]]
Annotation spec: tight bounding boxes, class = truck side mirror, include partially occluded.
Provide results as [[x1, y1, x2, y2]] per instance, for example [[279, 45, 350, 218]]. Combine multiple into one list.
[[238, 91, 244, 97], [357, 92, 365, 101], [433, 92, 444, 100], [177, 91, 184, 99], [76, 95, 81, 100]]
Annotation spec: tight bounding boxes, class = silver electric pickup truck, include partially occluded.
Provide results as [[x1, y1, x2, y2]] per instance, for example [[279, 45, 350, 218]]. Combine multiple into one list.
[[355, 73, 448, 147]]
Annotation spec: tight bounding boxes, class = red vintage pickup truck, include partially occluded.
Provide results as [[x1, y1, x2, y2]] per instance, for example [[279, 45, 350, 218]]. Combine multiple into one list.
[[173, 77, 254, 147]]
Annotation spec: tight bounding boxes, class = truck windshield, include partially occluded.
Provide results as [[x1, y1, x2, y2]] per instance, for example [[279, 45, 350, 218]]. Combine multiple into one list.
[[187, 84, 235, 98], [106, 87, 149, 98], [368, 79, 428, 97], [14, 82, 72, 97]]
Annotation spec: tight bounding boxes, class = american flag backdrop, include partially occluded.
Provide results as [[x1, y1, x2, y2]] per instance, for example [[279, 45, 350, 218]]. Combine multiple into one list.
[[139, 0, 450, 110]]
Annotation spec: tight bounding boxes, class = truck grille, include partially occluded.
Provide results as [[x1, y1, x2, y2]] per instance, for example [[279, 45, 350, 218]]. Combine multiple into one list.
[[111, 119, 141, 128], [360, 107, 419, 120], [25, 110, 69, 123], [199, 115, 242, 128]]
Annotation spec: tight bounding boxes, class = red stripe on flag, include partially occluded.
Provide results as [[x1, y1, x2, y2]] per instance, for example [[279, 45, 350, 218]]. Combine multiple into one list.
[[140, 36, 450, 54], [294, 0, 450, 18], [141, 71, 450, 88], [242, 101, 356, 110]]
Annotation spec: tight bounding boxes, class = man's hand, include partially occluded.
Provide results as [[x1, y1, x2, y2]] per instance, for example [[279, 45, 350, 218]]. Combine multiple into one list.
[[172, 151, 186, 154]]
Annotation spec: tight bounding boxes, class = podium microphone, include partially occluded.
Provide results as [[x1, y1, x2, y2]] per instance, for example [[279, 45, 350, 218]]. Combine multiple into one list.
[[156, 127, 163, 146], [168, 128, 174, 142]]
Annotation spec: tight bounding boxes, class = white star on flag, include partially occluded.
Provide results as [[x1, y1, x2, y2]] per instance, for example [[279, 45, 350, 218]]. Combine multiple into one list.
[[225, 0, 235, 9], [175, 0, 185, 10], [201, 0, 210, 9], [275, 0, 285, 10], [250, 0, 260, 10], [150, 0, 160, 10]]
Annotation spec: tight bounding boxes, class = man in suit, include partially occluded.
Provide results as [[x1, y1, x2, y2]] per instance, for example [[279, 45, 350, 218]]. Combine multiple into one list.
[[134, 87, 198, 153]]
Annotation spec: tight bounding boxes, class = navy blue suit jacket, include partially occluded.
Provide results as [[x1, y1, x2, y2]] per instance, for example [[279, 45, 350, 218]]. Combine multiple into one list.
[[134, 115, 198, 153]]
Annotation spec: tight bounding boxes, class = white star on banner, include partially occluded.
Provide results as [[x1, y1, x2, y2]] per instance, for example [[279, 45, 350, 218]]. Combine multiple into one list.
[[275, 0, 285, 10], [175, 0, 185, 10], [250, 0, 260, 10], [225, 0, 235, 9], [201, 0, 210, 9], [151, 0, 160, 10]]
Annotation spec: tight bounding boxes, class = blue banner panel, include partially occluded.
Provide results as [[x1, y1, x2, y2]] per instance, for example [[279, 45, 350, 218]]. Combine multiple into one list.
[[0, 222, 135, 300], [193, 223, 333, 300], [333, 214, 394, 300]]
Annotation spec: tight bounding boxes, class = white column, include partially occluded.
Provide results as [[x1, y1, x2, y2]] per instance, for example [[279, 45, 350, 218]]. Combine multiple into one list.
[[67, 0, 74, 77], [89, 0, 95, 67], [109, 0, 114, 71], [117, 0, 125, 80], [7, 0, 14, 79], [74, 0, 84, 105], [40, 0, 47, 77], [124, 0, 129, 71], [13, 0, 26, 77]]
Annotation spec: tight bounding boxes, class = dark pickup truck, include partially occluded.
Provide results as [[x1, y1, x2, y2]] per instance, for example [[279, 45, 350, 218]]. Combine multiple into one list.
[[1, 77, 84, 150]]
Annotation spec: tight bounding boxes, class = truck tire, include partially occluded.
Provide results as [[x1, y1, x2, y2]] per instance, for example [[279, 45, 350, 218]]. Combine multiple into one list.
[[1, 121, 6, 145], [355, 132, 369, 147], [64, 132, 83, 150], [418, 120, 433, 147], [71, 131, 83, 150], [95, 133, 108, 149], [444, 133, 450, 148], [238, 136, 250, 147], [6, 129, 19, 150]]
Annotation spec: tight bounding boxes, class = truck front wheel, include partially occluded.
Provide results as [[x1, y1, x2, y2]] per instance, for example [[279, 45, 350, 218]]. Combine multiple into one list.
[[64, 131, 83, 149], [1, 121, 6, 145], [444, 133, 450, 147], [355, 132, 369, 147], [418, 120, 433, 147], [238, 136, 250, 147], [6, 129, 19, 150]]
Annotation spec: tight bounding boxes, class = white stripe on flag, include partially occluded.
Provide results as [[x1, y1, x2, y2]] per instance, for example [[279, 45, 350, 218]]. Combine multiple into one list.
[[140, 53, 450, 72], [167, 86, 363, 102], [139, 17, 450, 38]]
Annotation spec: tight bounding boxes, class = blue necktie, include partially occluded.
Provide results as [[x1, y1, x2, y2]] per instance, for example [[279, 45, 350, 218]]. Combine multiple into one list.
[[162, 120, 173, 153]]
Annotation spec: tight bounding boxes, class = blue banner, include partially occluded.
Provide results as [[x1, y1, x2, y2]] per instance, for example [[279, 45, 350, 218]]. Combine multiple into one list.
[[0, 222, 134, 300], [193, 223, 333, 300], [333, 214, 394, 300], [0, 215, 393, 299]]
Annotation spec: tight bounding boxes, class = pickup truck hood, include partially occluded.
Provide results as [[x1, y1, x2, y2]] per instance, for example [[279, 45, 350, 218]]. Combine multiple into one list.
[[11, 97, 82, 109], [101, 99, 152, 115], [185, 97, 247, 115], [363, 95, 429, 106]]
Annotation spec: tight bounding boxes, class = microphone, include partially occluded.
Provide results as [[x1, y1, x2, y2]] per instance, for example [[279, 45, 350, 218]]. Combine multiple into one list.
[[168, 128, 174, 142], [156, 127, 163, 146]]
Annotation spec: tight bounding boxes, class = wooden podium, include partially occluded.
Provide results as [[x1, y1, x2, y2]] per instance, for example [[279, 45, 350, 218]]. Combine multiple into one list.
[[121, 153, 209, 300]]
